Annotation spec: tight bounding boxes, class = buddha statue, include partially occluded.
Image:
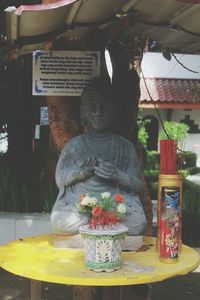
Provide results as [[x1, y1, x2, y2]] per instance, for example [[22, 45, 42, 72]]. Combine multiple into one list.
[[50, 78, 147, 235]]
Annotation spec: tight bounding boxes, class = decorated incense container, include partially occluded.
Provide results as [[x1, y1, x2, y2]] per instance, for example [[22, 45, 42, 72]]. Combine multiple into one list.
[[159, 186, 180, 263], [79, 224, 128, 272], [157, 174, 183, 252]]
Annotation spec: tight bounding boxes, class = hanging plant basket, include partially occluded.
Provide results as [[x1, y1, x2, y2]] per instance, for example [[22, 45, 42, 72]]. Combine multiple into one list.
[[79, 224, 128, 272]]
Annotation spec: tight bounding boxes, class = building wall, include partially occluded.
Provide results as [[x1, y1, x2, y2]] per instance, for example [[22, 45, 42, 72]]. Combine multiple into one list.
[[171, 109, 200, 130], [141, 52, 200, 79]]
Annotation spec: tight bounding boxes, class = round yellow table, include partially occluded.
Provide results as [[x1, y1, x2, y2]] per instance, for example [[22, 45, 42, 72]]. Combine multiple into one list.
[[0, 235, 199, 299]]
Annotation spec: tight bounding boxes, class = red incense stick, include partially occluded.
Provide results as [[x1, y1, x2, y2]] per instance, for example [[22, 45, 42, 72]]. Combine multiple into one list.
[[160, 140, 177, 174]]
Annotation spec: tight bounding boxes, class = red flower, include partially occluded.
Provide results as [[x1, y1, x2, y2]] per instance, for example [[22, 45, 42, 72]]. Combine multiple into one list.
[[114, 193, 124, 203], [92, 205, 102, 216]]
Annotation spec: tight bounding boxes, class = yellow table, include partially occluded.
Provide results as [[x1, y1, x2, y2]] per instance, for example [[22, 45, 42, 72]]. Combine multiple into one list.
[[0, 235, 199, 299]]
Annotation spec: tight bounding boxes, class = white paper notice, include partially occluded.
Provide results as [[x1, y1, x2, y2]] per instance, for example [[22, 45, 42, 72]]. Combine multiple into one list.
[[32, 50, 101, 96], [34, 125, 40, 139], [40, 107, 49, 125]]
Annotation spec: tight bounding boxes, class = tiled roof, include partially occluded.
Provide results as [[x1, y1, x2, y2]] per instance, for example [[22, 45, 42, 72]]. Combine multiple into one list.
[[140, 78, 200, 104]]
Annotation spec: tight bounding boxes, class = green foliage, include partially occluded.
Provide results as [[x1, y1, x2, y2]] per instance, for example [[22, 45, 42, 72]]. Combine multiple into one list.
[[159, 121, 189, 141], [181, 167, 200, 178], [145, 180, 158, 200], [182, 179, 200, 246], [144, 150, 197, 174], [0, 159, 30, 212], [137, 117, 149, 150], [145, 151, 160, 170], [183, 179, 200, 215], [43, 182, 58, 213], [138, 126, 148, 149], [177, 151, 197, 169], [0, 156, 58, 213]]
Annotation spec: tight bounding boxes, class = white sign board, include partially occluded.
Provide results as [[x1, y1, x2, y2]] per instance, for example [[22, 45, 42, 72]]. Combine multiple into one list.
[[32, 50, 101, 96]]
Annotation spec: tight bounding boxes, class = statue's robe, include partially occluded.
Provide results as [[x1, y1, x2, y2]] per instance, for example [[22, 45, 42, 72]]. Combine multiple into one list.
[[51, 132, 147, 235]]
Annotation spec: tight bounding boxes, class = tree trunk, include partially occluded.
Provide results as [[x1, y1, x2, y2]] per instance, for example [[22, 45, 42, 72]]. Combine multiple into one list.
[[109, 42, 152, 235], [47, 96, 81, 153]]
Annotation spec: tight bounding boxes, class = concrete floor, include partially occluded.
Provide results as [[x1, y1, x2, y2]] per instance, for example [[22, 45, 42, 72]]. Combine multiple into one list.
[[186, 173, 200, 185]]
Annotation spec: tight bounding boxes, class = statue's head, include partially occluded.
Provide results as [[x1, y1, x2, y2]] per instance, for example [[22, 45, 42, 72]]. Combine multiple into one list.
[[80, 78, 113, 132]]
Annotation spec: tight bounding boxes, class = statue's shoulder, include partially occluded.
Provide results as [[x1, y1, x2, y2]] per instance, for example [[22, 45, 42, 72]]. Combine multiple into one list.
[[112, 133, 135, 148], [61, 134, 84, 153]]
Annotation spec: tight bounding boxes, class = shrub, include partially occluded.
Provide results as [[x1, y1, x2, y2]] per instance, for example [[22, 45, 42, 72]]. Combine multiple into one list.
[[159, 121, 189, 141], [138, 117, 149, 150], [0, 158, 27, 212], [177, 151, 197, 169], [182, 179, 200, 247], [144, 150, 197, 173], [182, 179, 200, 216], [145, 180, 158, 200], [43, 182, 58, 213], [145, 151, 160, 170], [0, 156, 58, 213]]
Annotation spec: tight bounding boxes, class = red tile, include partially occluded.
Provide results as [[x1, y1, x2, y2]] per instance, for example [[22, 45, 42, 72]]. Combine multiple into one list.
[[140, 78, 200, 104]]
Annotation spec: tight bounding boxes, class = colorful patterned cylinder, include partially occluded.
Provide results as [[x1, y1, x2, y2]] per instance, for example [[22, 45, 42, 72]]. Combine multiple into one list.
[[157, 174, 183, 259], [159, 186, 180, 263]]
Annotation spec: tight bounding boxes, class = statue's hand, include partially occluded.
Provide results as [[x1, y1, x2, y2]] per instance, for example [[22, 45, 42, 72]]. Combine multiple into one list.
[[94, 159, 119, 181], [79, 156, 97, 180]]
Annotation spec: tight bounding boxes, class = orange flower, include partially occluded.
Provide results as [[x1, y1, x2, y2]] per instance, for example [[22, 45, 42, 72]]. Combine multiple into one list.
[[114, 193, 124, 203], [92, 205, 102, 216]]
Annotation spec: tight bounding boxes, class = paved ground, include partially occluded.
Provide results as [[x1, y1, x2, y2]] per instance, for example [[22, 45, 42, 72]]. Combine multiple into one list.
[[186, 173, 200, 185]]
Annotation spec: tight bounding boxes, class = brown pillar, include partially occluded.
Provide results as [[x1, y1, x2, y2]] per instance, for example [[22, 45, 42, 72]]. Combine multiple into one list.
[[73, 286, 102, 300], [103, 286, 120, 300], [31, 280, 42, 300], [120, 285, 152, 300]]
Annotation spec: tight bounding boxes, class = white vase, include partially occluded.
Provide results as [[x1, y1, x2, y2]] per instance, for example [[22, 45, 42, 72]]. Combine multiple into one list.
[[79, 224, 128, 272]]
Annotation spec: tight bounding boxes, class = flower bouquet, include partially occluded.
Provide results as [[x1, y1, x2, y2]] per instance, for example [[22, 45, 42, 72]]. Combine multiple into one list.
[[78, 192, 128, 272], [77, 192, 126, 228]]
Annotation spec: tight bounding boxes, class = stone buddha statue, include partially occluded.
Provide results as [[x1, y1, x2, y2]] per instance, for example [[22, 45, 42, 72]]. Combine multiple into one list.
[[50, 78, 147, 235]]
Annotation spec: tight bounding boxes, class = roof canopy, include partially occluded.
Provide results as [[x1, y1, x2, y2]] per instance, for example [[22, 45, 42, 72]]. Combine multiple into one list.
[[4, 0, 200, 54]]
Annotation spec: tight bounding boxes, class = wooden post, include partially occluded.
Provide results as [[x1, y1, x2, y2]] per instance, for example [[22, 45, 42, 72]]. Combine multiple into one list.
[[31, 279, 42, 300], [103, 286, 120, 300], [120, 285, 151, 300], [73, 286, 102, 300], [73, 286, 148, 300]]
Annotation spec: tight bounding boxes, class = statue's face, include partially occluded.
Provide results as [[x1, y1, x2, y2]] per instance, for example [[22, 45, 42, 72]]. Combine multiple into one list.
[[83, 93, 109, 132]]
